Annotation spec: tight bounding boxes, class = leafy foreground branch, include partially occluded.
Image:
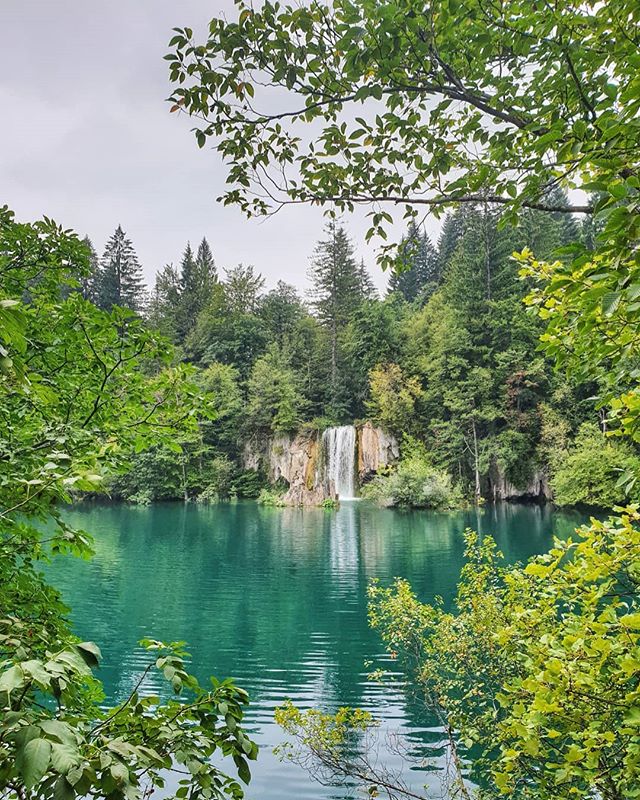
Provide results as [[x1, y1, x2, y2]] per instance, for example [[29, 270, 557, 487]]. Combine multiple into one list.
[[277, 512, 640, 800], [0, 206, 257, 800]]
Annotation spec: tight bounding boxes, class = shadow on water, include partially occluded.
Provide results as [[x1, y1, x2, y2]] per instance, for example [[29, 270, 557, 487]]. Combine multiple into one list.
[[49, 501, 591, 799]]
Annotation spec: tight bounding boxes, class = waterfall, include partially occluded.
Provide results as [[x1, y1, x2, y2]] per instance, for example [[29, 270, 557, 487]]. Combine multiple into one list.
[[322, 425, 357, 499]]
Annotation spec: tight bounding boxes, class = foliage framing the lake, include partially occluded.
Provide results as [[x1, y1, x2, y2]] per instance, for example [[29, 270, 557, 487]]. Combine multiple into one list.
[[0, 206, 257, 800]]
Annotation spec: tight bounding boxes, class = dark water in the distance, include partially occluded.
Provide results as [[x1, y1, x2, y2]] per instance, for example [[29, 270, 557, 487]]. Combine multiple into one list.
[[50, 501, 588, 799]]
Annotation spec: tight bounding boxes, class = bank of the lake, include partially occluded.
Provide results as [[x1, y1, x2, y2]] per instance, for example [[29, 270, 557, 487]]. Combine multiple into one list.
[[51, 501, 590, 800]]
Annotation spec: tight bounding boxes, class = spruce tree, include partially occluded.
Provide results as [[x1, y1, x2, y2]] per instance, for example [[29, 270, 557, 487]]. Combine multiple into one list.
[[176, 243, 197, 340], [176, 239, 218, 342], [437, 210, 468, 274], [308, 221, 361, 415], [388, 222, 440, 302], [195, 237, 217, 300], [357, 258, 378, 300], [97, 225, 145, 311]]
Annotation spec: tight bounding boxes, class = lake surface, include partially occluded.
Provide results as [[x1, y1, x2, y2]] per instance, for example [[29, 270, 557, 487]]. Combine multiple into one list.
[[51, 501, 588, 799]]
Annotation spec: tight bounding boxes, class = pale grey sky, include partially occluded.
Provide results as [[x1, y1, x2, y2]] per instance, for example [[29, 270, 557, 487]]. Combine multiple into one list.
[[1, 1, 440, 294]]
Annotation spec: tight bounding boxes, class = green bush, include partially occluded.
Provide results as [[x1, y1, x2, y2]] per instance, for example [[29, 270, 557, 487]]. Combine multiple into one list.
[[258, 487, 287, 506], [197, 455, 235, 502], [231, 469, 267, 498], [362, 441, 463, 509], [551, 423, 640, 509], [321, 497, 339, 510]]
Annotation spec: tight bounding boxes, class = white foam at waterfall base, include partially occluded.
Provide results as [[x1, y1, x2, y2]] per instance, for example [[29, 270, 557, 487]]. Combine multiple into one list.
[[322, 425, 357, 499]]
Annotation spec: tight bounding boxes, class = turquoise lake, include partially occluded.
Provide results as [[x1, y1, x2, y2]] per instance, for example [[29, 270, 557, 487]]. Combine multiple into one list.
[[51, 501, 589, 799]]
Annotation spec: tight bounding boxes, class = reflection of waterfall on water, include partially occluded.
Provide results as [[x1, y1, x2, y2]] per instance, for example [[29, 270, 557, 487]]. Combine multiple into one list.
[[322, 425, 357, 499], [329, 502, 360, 598]]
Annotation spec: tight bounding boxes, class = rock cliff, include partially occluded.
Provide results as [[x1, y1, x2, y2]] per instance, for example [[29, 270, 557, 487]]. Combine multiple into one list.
[[486, 464, 552, 501], [357, 421, 400, 482], [242, 423, 398, 506]]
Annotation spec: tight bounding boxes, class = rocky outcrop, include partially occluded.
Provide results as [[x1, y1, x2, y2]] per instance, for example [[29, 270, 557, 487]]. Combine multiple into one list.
[[243, 423, 398, 506], [486, 464, 552, 502], [243, 430, 335, 505], [357, 422, 400, 482]]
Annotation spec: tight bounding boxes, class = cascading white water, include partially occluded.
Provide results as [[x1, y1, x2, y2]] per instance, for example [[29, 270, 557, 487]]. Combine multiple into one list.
[[322, 425, 357, 499]]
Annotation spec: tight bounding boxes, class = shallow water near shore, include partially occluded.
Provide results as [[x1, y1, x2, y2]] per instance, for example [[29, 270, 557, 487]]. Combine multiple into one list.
[[50, 501, 588, 799]]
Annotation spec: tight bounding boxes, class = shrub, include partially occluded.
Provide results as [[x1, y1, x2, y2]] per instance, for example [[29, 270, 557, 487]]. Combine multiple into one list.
[[258, 487, 287, 506], [362, 440, 463, 509], [321, 497, 339, 510], [550, 423, 640, 509], [197, 455, 235, 502], [231, 469, 267, 498]]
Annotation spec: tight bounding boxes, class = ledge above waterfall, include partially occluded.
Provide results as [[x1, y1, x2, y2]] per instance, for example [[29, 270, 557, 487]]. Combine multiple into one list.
[[242, 422, 399, 506]]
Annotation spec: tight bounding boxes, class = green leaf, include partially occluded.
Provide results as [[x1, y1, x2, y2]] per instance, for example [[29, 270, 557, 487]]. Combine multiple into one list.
[[624, 706, 640, 726], [17, 737, 52, 788], [53, 776, 75, 800], [602, 292, 621, 316], [110, 762, 129, 786], [620, 612, 640, 629], [50, 743, 80, 775], [0, 664, 25, 693], [76, 641, 101, 668], [233, 754, 251, 784]]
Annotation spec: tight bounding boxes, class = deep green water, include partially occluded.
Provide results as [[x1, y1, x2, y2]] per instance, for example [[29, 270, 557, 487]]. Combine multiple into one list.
[[52, 501, 588, 799]]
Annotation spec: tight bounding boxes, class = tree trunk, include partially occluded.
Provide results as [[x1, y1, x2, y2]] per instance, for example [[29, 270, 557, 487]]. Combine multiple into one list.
[[472, 418, 481, 501], [181, 452, 188, 502]]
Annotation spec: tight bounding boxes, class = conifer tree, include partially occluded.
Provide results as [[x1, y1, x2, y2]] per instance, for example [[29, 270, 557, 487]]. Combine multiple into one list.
[[388, 222, 440, 302], [437, 210, 468, 275], [78, 236, 101, 302], [308, 221, 361, 412], [176, 243, 197, 340], [259, 281, 304, 346], [195, 237, 217, 300], [357, 258, 378, 300], [96, 225, 145, 311], [176, 239, 218, 342], [148, 264, 181, 342]]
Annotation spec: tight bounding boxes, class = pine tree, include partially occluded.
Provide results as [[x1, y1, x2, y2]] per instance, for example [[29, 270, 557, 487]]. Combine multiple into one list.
[[308, 221, 361, 415], [194, 237, 217, 301], [388, 222, 440, 302], [96, 225, 145, 311]]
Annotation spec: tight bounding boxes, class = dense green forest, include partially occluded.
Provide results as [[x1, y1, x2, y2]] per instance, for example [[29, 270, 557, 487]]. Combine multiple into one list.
[[79, 204, 637, 509]]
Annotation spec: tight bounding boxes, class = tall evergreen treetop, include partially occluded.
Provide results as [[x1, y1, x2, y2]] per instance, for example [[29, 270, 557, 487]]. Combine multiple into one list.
[[179, 242, 197, 295], [308, 222, 361, 330], [388, 222, 440, 302], [357, 258, 378, 301], [195, 237, 218, 295], [308, 221, 362, 415], [79, 236, 100, 303], [148, 263, 181, 342], [176, 239, 219, 342], [97, 225, 145, 312]]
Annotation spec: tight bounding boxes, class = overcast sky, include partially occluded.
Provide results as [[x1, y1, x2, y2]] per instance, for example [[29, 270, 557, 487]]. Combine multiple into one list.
[[1, 1, 444, 294]]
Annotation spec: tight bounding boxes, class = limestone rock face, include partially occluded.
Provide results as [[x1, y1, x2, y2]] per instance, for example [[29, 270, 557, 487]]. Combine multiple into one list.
[[242, 422, 398, 506], [486, 464, 552, 501], [357, 421, 400, 482]]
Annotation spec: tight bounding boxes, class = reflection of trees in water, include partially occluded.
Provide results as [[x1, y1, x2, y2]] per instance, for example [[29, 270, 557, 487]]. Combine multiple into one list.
[[52, 502, 589, 738]]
